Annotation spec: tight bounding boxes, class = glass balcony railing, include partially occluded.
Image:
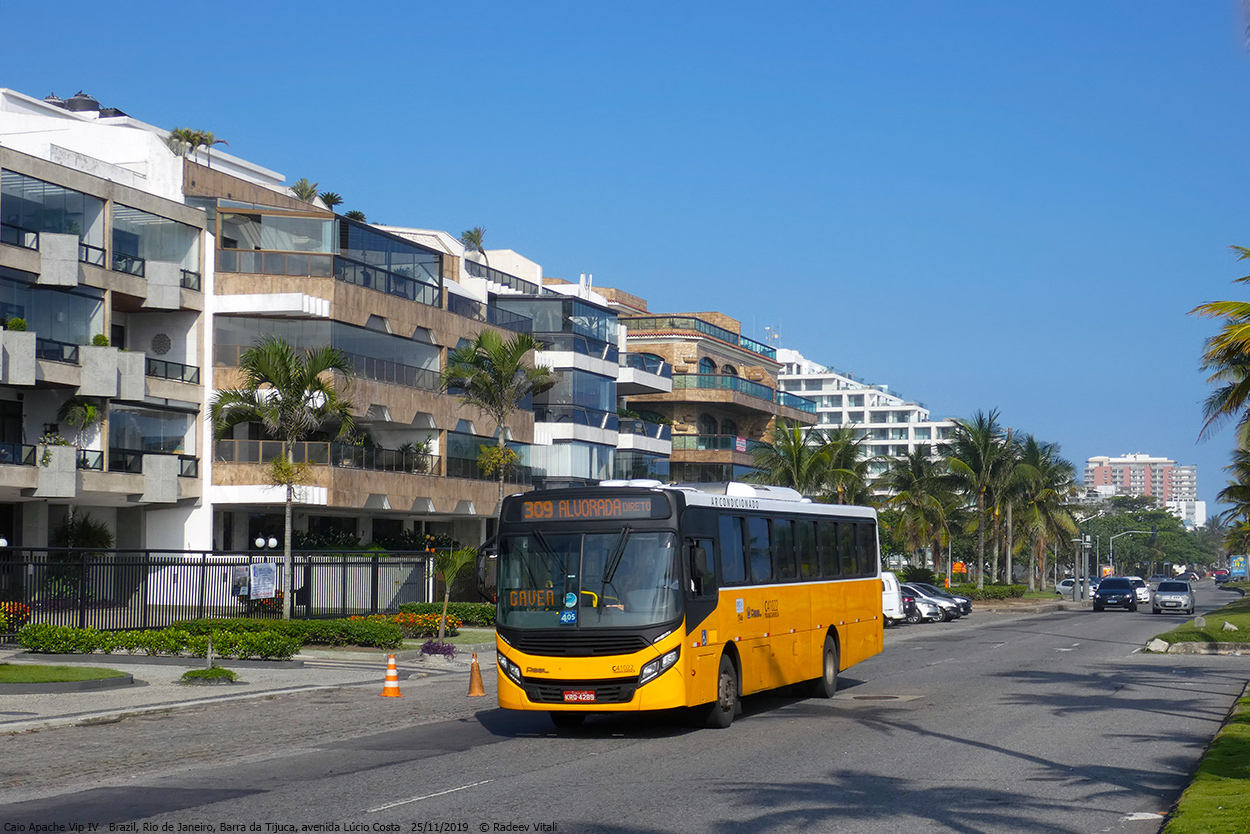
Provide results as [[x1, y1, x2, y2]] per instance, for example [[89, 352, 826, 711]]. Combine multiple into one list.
[[447, 294, 534, 333], [670, 434, 771, 454], [617, 419, 672, 441], [538, 333, 618, 362], [1, 222, 39, 250], [335, 255, 440, 307], [345, 352, 439, 391], [79, 242, 106, 267], [673, 373, 775, 401], [214, 439, 441, 476], [36, 338, 79, 364], [146, 358, 201, 384], [77, 450, 104, 471], [463, 258, 543, 295], [217, 249, 334, 278], [623, 315, 777, 360], [776, 391, 818, 414], [621, 352, 672, 378], [445, 455, 532, 485], [533, 405, 619, 431], [0, 443, 37, 466], [112, 252, 145, 277], [180, 269, 202, 291]]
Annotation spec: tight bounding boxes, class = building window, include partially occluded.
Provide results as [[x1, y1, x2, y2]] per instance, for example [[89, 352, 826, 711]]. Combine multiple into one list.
[[699, 414, 717, 436], [721, 365, 737, 376], [699, 357, 716, 375]]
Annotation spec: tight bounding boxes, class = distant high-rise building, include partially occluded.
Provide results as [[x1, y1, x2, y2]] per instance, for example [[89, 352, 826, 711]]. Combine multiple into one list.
[[1084, 453, 1205, 528]]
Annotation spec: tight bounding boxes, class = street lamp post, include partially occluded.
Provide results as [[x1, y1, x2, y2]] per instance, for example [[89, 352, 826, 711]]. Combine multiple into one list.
[[1109, 530, 1150, 576]]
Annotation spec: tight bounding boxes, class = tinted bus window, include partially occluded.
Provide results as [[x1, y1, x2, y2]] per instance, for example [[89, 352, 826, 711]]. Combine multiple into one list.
[[773, 518, 796, 580], [856, 522, 878, 576], [719, 515, 746, 585], [839, 523, 858, 576], [818, 520, 841, 578], [747, 517, 772, 583], [796, 519, 818, 578]]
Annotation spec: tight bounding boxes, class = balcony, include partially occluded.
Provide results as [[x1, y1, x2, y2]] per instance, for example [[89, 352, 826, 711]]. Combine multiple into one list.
[[446, 293, 534, 333], [671, 434, 771, 454], [36, 337, 79, 364], [617, 419, 672, 442], [0, 443, 37, 467], [180, 269, 202, 291], [146, 357, 201, 385], [624, 315, 777, 360], [215, 439, 441, 476], [534, 405, 619, 431], [463, 259, 543, 295], [1, 222, 38, 250], [113, 252, 145, 278], [335, 255, 440, 307], [346, 352, 439, 392]]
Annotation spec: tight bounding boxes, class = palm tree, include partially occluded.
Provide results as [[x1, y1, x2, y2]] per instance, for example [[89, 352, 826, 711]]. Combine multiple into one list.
[[290, 178, 319, 203], [56, 397, 101, 449], [167, 128, 228, 168], [344, 210, 367, 222], [1191, 247, 1250, 445], [432, 547, 478, 645], [821, 426, 872, 504], [946, 409, 1006, 589], [210, 336, 356, 619], [319, 192, 343, 211], [876, 445, 955, 572], [746, 420, 830, 497], [1014, 435, 1077, 591], [441, 330, 556, 510], [460, 227, 489, 268]]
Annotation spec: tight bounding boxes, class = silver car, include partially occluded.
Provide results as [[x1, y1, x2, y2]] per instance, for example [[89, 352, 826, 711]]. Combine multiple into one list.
[[1152, 580, 1195, 615], [901, 583, 961, 622]]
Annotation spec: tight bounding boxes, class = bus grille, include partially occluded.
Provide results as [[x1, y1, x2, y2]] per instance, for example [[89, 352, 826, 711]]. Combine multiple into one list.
[[506, 632, 651, 657], [525, 678, 638, 705]]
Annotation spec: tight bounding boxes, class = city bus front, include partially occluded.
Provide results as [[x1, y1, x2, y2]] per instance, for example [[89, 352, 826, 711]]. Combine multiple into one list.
[[493, 488, 690, 722]]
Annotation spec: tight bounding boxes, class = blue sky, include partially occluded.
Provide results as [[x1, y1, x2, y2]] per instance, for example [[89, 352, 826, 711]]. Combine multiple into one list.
[[5, 1, 1248, 509]]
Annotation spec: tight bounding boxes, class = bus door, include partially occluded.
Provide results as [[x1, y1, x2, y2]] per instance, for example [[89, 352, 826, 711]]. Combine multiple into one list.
[[685, 534, 720, 704]]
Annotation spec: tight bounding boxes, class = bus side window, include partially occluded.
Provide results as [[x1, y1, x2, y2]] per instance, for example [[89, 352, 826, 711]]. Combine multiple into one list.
[[773, 518, 796, 580], [795, 520, 818, 579], [818, 520, 841, 578], [688, 537, 716, 597], [839, 522, 858, 576], [719, 515, 746, 585], [747, 516, 772, 583], [856, 522, 877, 577]]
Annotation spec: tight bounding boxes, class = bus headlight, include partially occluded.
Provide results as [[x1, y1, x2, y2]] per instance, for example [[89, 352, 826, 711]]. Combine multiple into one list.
[[639, 648, 679, 686], [498, 653, 523, 685]]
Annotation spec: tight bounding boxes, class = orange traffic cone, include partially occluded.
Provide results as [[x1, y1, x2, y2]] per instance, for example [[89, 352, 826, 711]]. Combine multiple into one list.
[[379, 654, 403, 698], [468, 652, 486, 697]]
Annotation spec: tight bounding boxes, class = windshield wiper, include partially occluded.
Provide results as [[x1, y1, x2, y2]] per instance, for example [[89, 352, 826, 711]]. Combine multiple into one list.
[[599, 526, 633, 603]]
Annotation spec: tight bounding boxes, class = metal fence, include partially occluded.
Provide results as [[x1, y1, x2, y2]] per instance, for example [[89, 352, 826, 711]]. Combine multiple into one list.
[[0, 548, 436, 637]]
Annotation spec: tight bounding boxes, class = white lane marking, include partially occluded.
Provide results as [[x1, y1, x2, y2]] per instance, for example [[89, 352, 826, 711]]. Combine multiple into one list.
[[1121, 812, 1165, 821], [367, 779, 493, 812]]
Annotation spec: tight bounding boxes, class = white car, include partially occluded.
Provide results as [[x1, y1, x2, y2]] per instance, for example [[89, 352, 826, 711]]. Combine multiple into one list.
[[1125, 576, 1151, 603], [1055, 578, 1096, 596], [882, 571, 905, 625]]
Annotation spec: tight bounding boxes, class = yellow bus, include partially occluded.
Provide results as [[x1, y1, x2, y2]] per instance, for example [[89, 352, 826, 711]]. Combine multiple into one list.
[[489, 480, 884, 728]]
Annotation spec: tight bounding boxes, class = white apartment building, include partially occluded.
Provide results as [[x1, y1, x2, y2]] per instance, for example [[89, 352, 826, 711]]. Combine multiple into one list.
[[776, 348, 955, 478]]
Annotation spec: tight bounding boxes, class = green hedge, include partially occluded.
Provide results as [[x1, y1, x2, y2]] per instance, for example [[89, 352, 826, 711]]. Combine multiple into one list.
[[398, 602, 496, 626], [167, 618, 403, 649], [16, 623, 302, 660], [951, 583, 1028, 600]]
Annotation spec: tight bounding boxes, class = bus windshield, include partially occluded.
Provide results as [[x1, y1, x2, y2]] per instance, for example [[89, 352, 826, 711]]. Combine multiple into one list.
[[497, 530, 681, 629]]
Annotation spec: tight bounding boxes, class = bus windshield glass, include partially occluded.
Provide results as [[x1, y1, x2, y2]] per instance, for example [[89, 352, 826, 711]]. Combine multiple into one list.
[[497, 530, 681, 629]]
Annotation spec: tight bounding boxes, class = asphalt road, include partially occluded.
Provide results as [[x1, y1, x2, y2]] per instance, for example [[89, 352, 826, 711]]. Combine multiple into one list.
[[3, 584, 1246, 834]]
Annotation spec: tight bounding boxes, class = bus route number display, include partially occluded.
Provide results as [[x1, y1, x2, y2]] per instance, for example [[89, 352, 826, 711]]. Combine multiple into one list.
[[517, 495, 664, 521]]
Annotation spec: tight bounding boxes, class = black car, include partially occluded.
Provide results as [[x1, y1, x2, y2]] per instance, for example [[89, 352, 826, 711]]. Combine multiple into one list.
[[1092, 576, 1138, 612], [912, 582, 973, 615]]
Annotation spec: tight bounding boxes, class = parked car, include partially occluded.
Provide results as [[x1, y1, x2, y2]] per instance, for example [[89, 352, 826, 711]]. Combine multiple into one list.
[[1125, 576, 1151, 603], [900, 591, 923, 624], [900, 583, 961, 622], [1092, 576, 1138, 612], [882, 571, 905, 625], [1147, 574, 1172, 588], [911, 582, 973, 615], [1213, 569, 1230, 584], [1152, 580, 1196, 615], [1055, 577, 1096, 597]]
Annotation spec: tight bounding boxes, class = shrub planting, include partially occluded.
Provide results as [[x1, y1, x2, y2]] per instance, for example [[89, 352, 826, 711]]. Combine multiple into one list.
[[951, 583, 1028, 600], [398, 601, 495, 626], [16, 623, 301, 660], [420, 639, 457, 659]]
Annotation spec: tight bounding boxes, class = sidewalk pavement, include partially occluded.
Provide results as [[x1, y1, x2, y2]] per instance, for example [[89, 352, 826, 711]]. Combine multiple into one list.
[[0, 641, 497, 735]]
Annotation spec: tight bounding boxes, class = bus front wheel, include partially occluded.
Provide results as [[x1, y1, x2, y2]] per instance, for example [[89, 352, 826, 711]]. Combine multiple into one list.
[[807, 636, 839, 698], [703, 654, 739, 729]]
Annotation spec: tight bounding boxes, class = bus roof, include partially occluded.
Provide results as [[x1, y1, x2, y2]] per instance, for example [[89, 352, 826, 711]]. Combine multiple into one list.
[[518, 481, 878, 520]]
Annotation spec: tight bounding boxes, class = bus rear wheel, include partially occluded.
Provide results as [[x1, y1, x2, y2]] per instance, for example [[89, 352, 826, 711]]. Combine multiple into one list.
[[549, 712, 586, 729], [807, 636, 839, 698], [702, 654, 739, 729]]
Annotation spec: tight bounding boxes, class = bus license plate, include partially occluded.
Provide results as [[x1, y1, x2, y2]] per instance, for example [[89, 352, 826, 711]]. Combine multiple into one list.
[[563, 690, 595, 702]]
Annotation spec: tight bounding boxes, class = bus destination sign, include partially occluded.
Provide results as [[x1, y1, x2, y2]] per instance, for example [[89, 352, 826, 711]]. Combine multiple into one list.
[[514, 494, 667, 522]]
